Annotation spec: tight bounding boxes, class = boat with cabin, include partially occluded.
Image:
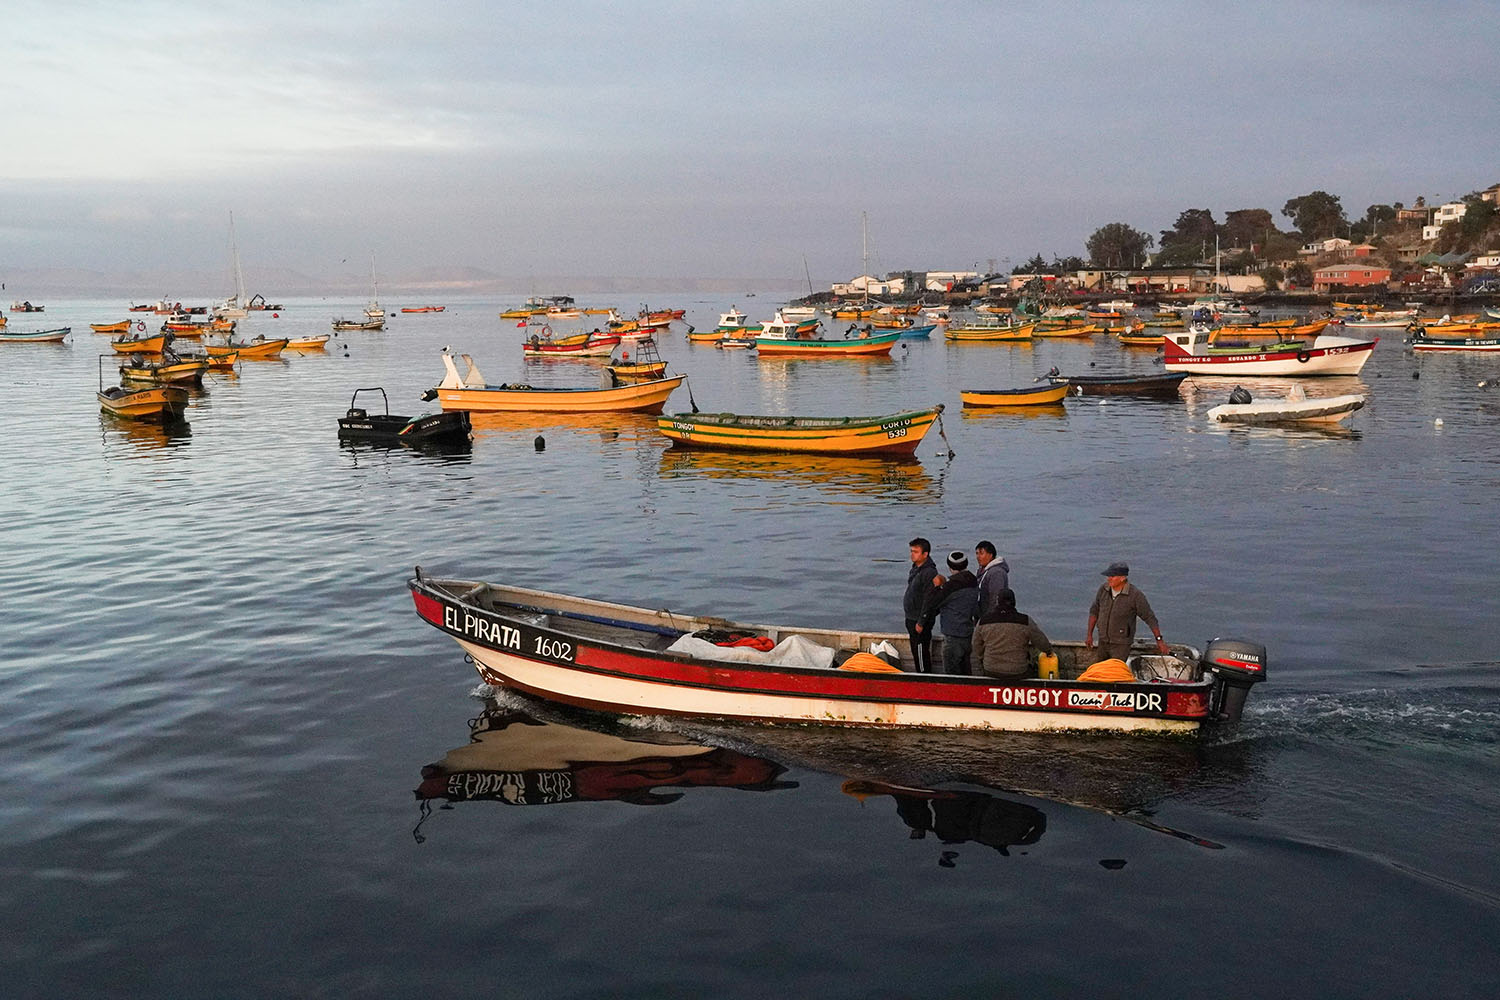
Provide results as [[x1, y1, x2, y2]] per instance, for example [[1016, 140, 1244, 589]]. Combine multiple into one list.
[[407, 573, 1269, 735], [754, 312, 900, 357], [1163, 324, 1377, 376]]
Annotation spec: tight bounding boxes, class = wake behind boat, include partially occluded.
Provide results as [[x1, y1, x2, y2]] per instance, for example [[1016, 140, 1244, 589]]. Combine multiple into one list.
[[408, 573, 1268, 735]]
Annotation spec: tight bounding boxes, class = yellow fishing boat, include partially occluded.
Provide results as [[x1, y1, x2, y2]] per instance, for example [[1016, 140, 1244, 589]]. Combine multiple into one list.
[[1209, 319, 1330, 342], [112, 332, 171, 354], [286, 334, 331, 349], [119, 354, 209, 386], [91, 321, 132, 334], [98, 385, 190, 421], [1033, 323, 1100, 338], [945, 320, 1037, 342], [1116, 329, 1165, 347], [959, 383, 1071, 407], [428, 352, 684, 413], [657, 405, 943, 456], [831, 306, 878, 320]]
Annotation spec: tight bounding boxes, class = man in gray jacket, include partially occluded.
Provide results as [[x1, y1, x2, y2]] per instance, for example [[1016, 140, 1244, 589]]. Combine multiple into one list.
[[972, 588, 1052, 679], [1085, 562, 1170, 663], [974, 540, 1010, 618]]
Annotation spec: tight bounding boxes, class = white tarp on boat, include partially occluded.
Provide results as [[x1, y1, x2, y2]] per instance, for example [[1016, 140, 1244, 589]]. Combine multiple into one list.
[[667, 633, 837, 670]]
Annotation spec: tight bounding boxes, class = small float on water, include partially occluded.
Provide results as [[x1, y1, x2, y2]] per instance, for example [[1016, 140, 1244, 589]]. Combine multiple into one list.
[[1207, 384, 1367, 425], [408, 574, 1268, 735]]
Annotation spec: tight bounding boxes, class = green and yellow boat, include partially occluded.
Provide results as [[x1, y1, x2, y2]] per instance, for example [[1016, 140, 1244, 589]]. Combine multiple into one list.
[[657, 405, 943, 456]]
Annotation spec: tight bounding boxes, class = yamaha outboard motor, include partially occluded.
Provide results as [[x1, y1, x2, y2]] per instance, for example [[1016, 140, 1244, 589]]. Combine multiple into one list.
[[1201, 638, 1268, 723]]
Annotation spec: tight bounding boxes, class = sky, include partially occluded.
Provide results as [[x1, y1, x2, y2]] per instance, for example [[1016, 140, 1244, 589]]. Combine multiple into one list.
[[3, 0, 1498, 294]]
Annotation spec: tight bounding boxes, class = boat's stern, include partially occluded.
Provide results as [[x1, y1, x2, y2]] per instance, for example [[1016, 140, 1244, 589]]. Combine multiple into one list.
[[1200, 638, 1268, 722]]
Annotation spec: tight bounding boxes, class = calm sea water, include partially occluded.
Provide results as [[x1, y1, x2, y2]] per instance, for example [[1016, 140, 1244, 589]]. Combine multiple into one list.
[[2, 296, 1496, 998]]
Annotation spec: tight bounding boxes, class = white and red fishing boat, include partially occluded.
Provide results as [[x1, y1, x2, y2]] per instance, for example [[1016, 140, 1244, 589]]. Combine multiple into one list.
[[1163, 323, 1377, 376], [409, 572, 1268, 735]]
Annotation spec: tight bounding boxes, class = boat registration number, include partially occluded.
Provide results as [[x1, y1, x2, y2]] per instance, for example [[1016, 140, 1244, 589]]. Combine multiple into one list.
[[881, 418, 911, 439]]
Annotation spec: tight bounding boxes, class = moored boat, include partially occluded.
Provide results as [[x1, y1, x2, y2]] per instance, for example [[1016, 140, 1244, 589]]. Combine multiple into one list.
[[400, 305, 446, 313], [337, 387, 472, 446], [90, 321, 132, 334], [657, 405, 943, 456], [332, 317, 385, 332], [425, 351, 685, 413], [754, 313, 899, 357], [1408, 330, 1500, 352], [523, 330, 620, 357], [9, 300, 44, 313], [1163, 325, 1377, 376], [205, 335, 288, 359], [286, 334, 332, 350], [945, 318, 1036, 342], [960, 383, 1071, 407], [112, 331, 170, 353], [118, 351, 209, 386], [1, 326, 70, 343], [407, 574, 1269, 734], [1206, 384, 1367, 425], [1047, 368, 1189, 397]]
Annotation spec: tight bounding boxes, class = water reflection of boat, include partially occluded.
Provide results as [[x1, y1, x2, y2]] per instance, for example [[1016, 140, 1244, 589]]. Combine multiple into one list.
[[467, 409, 661, 442], [843, 780, 1046, 856], [657, 446, 938, 496], [960, 402, 1066, 421], [414, 703, 793, 816]]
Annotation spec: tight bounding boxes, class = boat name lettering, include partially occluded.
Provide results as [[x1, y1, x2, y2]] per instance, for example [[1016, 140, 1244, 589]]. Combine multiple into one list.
[[1066, 690, 1164, 712], [444, 606, 523, 650], [989, 686, 1065, 708], [881, 418, 911, 439], [448, 769, 575, 805]]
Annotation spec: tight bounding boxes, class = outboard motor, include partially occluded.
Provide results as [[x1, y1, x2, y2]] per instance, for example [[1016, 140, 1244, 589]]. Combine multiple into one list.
[[1201, 638, 1268, 723]]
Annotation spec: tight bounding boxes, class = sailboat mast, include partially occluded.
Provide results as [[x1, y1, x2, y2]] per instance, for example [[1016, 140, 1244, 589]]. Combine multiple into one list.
[[861, 211, 870, 304]]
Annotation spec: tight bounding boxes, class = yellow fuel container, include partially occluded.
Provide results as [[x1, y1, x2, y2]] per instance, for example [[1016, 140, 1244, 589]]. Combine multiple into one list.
[[1037, 651, 1059, 679]]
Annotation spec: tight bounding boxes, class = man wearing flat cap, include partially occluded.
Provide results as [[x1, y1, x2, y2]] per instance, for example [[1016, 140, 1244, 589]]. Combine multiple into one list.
[[1085, 562, 1170, 664]]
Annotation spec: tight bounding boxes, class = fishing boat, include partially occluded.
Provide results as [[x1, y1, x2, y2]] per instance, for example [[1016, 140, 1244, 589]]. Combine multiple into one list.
[[337, 387, 472, 446], [97, 357, 188, 422], [286, 334, 331, 350], [400, 305, 446, 313], [1, 326, 70, 343], [959, 383, 1071, 407], [112, 331, 170, 353], [205, 335, 288, 359], [1408, 330, 1500, 352], [332, 317, 385, 332], [1209, 319, 1330, 342], [424, 351, 685, 413], [701, 307, 755, 342], [10, 300, 43, 313], [523, 330, 620, 357], [1046, 368, 1189, 397], [118, 351, 209, 386], [945, 317, 1036, 342], [754, 312, 898, 357], [1033, 323, 1100, 338], [1163, 325, 1377, 376], [177, 348, 238, 371], [605, 340, 669, 383], [1206, 384, 1367, 425], [656, 405, 943, 456], [407, 573, 1269, 734], [90, 321, 132, 334], [779, 305, 818, 321], [1114, 326, 1163, 346]]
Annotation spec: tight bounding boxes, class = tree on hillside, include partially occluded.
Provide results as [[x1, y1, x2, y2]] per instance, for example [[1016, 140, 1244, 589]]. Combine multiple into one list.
[[1351, 203, 1397, 241], [1052, 254, 1087, 273], [1085, 223, 1153, 269], [1282, 191, 1347, 239], [1286, 262, 1313, 288], [1259, 265, 1285, 291], [1156, 208, 1219, 265], [1016, 253, 1050, 275], [1222, 208, 1277, 249]]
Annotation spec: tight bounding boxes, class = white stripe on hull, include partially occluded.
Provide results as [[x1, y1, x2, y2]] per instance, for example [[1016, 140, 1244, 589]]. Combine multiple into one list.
[[460, 642, 1199, 735]]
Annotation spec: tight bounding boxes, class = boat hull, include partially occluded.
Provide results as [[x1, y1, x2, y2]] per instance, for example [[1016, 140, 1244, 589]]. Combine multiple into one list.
[[409, 578, 1219, 734], [436, 375, 685, 413], [1410, 334, 1500, 352], [1207, 394, 1366, 425], [657, 406, 942, 455], [1164, 336, 1377, 376], [2, 328, 70, 343], [754, 331, 900, 356], [98, 385, 189, 421], [960, 384, 1070, 407], [1052, 372, 1189, 397]]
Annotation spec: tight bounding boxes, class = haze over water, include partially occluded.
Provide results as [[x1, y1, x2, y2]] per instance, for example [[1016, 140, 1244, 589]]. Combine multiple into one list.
[[2, 297, 1496, 997]]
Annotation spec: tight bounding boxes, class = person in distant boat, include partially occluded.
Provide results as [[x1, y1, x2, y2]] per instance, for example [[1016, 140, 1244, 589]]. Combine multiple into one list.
[[903, 537, 939, 673], [918, 551, 980, 675], [971, 588, 1052, 680], [973, 541, 1010, 619], [1085, 562, 1170, 663]]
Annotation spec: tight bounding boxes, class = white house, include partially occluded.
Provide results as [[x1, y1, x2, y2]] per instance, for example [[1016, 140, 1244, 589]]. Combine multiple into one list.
[[830, 274, 905, 297], [922, 270, 978, 291], [1299, 237, 1352, 256], [1423, 224, 1444, 241], [1434, 201, 1468, 225]]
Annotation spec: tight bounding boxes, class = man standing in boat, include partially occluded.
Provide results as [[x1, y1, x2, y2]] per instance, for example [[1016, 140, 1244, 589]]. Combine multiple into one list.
[[904, 538, 939, 673], [1085, 563, 1170, 663], [918, 551, 980, 675], [974, 541, 1010, 618]]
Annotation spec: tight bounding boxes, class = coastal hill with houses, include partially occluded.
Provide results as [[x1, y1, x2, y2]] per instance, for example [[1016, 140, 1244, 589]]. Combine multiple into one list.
[[820, 182, 1500, 305]]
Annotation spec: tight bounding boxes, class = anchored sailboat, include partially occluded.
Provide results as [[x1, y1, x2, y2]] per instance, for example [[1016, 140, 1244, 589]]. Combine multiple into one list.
[[364, 255, 384, 321], [214, 212, 249, 319]]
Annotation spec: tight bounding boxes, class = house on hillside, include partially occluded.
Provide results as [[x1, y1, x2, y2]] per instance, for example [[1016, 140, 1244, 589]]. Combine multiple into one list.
[[1481, 184, 1500, 204], [921, 270, 978, 292], [1313, 263, 1392, 292], [1396, 201, 1434, 225], [1425, 201, 1469, 238], [831, 274, 905, 296], [1299, 237, 1352, 256]]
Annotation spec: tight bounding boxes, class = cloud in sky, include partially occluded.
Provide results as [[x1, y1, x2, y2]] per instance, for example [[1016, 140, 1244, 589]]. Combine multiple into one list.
[[4, 0, 1498, 289]]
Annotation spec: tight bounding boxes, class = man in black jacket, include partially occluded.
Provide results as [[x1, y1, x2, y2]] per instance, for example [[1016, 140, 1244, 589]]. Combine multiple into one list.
[[903, 537, 939, 673]]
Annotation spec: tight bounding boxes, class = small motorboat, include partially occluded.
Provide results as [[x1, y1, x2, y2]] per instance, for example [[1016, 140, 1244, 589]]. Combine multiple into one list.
[[206, 335, 287, 359], [96, 356, 188, 422], [400, 305, 446, 313], [1046, 368, 1188, 397], [1207, 385, 1367, 425], [112, 331, 170, 354], [90, 321, 133, 334], [408, 573, 1270, 735], [332, 317, 385, 332], [119, 350, 210, 386], [286, 334, 332, 350], [425, 351, 685, 413], [9, 300, 44, 313], [337, 387, 472, 446]]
